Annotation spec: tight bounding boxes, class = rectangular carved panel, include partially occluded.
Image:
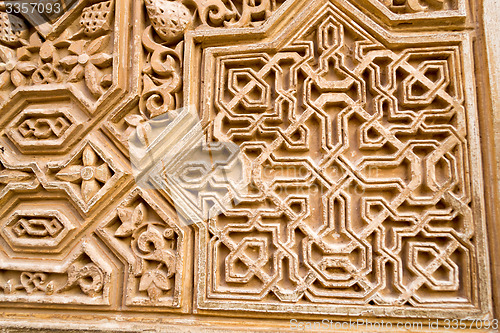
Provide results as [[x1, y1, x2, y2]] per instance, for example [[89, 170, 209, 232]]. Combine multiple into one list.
[[195, 0, 492, 319]]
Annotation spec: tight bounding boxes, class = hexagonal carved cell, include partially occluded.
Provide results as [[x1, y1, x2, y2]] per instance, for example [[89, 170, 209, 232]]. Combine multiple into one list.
[[7, 108, 79, 153], [2, 209, 75, 251]]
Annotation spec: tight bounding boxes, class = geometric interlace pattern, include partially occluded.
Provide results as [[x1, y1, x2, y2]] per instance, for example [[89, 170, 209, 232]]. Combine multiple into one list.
[[197, 2, 488, 317], [0, 0, 493, 324]]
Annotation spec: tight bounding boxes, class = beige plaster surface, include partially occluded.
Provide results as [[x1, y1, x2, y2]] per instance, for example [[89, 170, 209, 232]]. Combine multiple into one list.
[[0, 0, 498, 331]]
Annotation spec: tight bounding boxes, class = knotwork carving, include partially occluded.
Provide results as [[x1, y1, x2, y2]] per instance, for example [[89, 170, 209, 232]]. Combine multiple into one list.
[[4, 272, 55, 295], [0, 0, 493, 325], [2, 263, 104, 298], [195, 0, 491, 318], [18, 115, 71, 140], [12, 217, 63, 238]]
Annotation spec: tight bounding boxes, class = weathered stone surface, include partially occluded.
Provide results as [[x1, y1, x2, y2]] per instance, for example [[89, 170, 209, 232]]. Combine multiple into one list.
[[0, 0, 498, 331]]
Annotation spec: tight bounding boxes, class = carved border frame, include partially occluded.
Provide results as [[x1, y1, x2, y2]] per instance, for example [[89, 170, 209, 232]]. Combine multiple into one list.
[[188, 0, 493, 320]]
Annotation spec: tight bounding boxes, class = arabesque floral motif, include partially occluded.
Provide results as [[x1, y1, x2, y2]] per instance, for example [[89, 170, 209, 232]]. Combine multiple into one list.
[[0, 1, 114, 100]]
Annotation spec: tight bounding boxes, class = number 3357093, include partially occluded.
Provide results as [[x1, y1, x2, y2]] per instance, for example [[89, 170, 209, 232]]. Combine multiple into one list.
[[5, 2, 62, 15]]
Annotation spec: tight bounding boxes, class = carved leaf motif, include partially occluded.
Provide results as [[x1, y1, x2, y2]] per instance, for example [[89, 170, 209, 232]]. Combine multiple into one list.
[[83, 145, 98, 166], [90, 53, 113, 68], [0, 71, 9, 88], [10, 69, 25, 87], [39, 42, 56, 62], [115, 203, 147, 237], [0, 45, 34, 88], [16, 62, 36, 74], [81, 178, 100, 203], [27, 32, 42, 49], [132, 203, 147, 226], [68, 40, 86, 56], [0, 45, 14, 63], [85, 62, 104, 97], [139, 269, 172, 301], [60, 55, 79, 68], [68, 64, 85, 82], [87, 35, 111, 56], [63, 36, 112, 96], [0, 170, 31, 183], [59, 264, 104, 297], [55, 165, 82, 182], [95, 164, 111, 183], [52, 32, 72, 49]]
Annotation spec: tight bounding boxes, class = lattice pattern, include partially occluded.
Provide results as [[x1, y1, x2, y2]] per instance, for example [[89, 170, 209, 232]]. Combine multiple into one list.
[[196, 0, 491, 318]]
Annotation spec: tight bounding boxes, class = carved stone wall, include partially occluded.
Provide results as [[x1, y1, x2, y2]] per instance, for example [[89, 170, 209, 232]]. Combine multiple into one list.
[[0, 0, 498, 331]]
